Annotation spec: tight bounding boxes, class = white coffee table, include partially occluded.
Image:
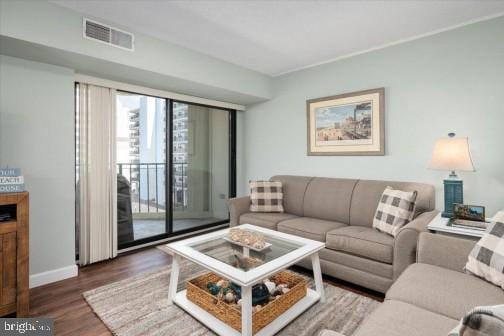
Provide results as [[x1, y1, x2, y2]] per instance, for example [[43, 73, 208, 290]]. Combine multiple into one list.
[[163, 224, 326, 336]]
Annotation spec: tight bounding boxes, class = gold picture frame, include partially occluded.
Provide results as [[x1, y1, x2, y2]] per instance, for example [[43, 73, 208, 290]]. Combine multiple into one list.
[[307, 88, 385, 156]]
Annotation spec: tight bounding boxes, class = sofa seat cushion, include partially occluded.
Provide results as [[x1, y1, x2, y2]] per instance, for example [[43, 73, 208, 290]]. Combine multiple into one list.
[[326, 226, 394, 264], [354, 300, 457, 336], [277, 217, 347, 242], [239, 212, 298, 230], [386, 263, 504, 320], [320, 248, 393, 279]]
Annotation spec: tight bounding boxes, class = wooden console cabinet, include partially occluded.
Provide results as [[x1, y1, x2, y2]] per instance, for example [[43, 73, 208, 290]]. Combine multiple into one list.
[[0, 192, 29, 317]]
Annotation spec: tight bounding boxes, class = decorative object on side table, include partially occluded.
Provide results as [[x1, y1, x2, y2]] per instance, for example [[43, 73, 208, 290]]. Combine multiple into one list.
[[454, 203, 485, 221], [0, 168, 25, 193], [307, 88, 385, 156], [428, 133, 475, 218], [451, 203, 489, 230]]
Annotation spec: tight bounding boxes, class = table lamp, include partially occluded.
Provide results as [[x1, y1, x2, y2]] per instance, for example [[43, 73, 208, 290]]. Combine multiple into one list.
[[428, 133, 475, 218]]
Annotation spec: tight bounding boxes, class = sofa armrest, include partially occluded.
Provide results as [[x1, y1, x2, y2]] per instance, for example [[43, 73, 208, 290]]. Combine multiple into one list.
[[417, 232, 476, 272], [227, 196, 250, 227], [393, 210, 438, 279]]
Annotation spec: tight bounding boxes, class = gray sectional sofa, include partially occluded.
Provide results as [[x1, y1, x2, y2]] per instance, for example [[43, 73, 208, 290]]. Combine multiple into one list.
[[321, 233, 504, 336], [227, 175, 438, 293]]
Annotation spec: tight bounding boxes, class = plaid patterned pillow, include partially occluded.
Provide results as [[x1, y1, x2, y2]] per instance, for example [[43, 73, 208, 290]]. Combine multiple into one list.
[[372, 186, 418, 237], [448, 304, 504, 336], [249, 181, 284, 213], [465, 211, 504, 289]]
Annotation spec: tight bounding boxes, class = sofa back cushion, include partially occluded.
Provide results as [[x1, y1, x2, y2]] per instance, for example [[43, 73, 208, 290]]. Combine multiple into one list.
[[350, 180, 435, 227], [270, 175, 313, 217], [303, 177, 358, 223], [267, 176, 435, 227]]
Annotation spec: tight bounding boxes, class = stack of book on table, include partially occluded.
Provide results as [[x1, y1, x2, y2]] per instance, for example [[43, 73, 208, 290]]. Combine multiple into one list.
[[0, 168, 25, 193], [450, 218, 489, 231]]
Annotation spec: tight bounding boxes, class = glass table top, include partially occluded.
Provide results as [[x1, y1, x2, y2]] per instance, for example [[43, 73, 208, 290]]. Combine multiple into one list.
[[189, 231, 304, 272]]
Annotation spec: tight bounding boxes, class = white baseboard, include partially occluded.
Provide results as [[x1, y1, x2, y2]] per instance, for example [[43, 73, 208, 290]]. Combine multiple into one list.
[[29, 264, 78, 288]]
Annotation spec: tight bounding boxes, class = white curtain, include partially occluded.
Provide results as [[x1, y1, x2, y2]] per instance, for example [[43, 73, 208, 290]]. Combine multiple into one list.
[[78, 84, 117, 265]]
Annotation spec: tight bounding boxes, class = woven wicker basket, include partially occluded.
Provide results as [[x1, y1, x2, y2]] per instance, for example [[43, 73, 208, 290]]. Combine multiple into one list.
[[186, 270, 307, 334]]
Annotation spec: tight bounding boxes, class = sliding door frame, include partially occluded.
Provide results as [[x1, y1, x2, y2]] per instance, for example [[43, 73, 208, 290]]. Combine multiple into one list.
[[115, 94, 237, 250], [167, 98, 174, 237]]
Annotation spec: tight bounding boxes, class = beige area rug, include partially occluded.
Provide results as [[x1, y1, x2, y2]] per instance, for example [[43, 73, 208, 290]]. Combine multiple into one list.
[[84, 260, 380, 336]]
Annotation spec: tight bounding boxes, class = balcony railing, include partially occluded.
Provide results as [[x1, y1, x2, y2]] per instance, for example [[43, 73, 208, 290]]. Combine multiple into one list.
[[117, 162, 188, 214]]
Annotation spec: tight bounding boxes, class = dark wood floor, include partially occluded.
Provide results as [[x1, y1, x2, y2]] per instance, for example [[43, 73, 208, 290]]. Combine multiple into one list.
[[29, 247, 384, 336]]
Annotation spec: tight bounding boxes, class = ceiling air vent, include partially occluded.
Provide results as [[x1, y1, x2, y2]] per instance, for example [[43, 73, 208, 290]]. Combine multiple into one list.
[[83, 18, 134, 51]]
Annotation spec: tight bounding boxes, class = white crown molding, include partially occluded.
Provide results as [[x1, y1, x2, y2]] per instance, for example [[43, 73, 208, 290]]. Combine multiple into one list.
[[30, 264, 78, 288], [273, 12, 504, 77]]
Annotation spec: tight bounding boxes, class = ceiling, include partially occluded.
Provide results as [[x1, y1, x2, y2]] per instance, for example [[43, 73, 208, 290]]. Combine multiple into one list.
[[51, 0, 504, 76]]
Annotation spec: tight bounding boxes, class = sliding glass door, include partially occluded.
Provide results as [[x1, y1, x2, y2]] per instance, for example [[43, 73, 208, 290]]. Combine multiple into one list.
[[116, 92, 168, 247], [111, 91, 235, 249], [171, 102, 231, 233]]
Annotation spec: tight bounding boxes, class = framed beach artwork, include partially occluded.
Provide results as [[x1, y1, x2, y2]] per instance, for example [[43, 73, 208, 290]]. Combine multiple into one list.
[[307, 88, 385, 156]]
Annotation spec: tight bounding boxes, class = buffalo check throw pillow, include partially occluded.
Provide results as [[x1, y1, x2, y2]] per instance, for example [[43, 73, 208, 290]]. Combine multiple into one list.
[[465, 211, 504, 289], [448, 304, 504, 336], [249, 181, 284, 213], [372, 186, 418, 237]]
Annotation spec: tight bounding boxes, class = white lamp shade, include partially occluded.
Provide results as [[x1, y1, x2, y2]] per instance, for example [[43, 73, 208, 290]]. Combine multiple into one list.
[[429, 137, 475, 171]]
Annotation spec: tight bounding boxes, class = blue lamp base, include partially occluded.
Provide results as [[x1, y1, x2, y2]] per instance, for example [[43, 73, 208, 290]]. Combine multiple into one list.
[[442, 179, 463, 218]]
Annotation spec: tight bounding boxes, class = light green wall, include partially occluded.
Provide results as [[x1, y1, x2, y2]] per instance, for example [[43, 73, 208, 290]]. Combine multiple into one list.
[[0, 0, 271, 104], [2, 0, 503, 283], [243, 17, 504, 215], [0, 55, 76, 275]]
